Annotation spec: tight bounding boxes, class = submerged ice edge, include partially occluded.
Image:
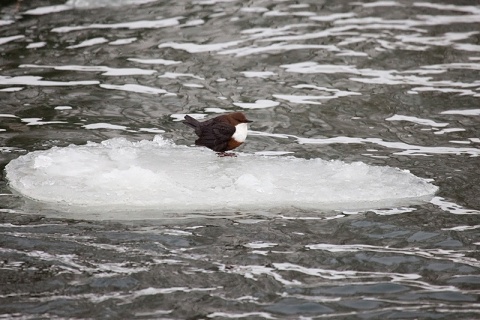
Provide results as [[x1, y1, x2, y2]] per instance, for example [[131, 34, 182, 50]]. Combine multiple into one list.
[[5, 137, 438, 214]]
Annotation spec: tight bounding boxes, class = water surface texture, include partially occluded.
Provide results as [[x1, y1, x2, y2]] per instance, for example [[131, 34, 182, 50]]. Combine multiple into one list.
[[1, 0, 480, 318]]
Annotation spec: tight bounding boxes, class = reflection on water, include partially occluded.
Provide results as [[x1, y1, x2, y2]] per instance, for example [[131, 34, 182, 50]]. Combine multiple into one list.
[[1, 0, 480, 318]]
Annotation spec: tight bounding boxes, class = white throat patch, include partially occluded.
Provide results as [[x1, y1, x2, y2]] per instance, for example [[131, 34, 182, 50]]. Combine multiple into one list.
[[232, 123, 248, 142]]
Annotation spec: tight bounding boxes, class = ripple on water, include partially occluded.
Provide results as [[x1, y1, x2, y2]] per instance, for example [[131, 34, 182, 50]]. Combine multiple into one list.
[[1, 0, 480, 319]]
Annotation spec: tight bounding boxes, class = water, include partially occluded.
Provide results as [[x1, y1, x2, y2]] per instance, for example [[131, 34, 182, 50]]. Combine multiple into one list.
[[1, 0, 479, 318]]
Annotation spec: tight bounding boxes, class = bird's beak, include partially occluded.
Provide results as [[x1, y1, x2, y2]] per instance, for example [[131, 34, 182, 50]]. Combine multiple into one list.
[[245, 120, 253, 123]]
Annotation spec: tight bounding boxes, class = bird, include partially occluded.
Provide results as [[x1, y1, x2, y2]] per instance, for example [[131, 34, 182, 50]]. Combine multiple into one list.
[[183, 112, 253, 155]]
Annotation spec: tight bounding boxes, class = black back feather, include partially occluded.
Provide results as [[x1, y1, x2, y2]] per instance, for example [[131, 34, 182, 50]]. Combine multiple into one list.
[[183, 115, 236, 152]]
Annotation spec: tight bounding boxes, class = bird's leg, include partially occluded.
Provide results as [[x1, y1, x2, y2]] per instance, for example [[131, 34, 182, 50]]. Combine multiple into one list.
[[217, 152, 237, 157]]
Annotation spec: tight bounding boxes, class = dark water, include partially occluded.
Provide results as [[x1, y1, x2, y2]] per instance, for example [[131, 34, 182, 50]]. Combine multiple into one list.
[[1, 0, 480, 318]]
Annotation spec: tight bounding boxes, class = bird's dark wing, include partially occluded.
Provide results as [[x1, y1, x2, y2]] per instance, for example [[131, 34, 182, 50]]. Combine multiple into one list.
[[195, 121, 236, 152]]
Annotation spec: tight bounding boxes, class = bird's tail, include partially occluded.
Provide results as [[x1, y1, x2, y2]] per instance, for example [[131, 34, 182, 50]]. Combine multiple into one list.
[[182, 115, 200, 128]]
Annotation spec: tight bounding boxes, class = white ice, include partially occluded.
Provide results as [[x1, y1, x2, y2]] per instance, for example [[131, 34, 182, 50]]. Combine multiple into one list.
[[5, 137, 438, 217]]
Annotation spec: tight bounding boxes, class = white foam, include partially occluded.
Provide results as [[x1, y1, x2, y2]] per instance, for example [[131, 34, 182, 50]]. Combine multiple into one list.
[[431, 197, 480, 215], [26, 42, 47, 49], [433, 128, 466, 135], [208, 312, 275, 319], [352, 1, 403, 7], [128, 58, 181, 65], [158, 72, 204, 80], [21, 118, 67, 126], [413, 2, 480, 14], [292, 84, 362, 98], [65, 0, 159, 8], [5, 137, 438, 217], [109, 38, 137, 45], [20, 64, 156, 76], [281, 61, 480, 98], [183, 83, 204, 88], [182, 19, 205, 27], [240, 24, 313, 40], [297, 136, 480, 157], [83, 123, 128, 130], [0, 87, 23, 92], [272, 94, 325, 105], [454, 43, 480, 52], [442, 225, 480, 231], [139, 128, 165, 133], [67, 37, 109, 49], [410, 86, 480, 97], [23, 5, 72, 15], [386, 115, 449, 127], [309, 12, 356, 21], [449, 140, 471, 145], [0, 75, 97, 87], [273, 85, 361, 104], [396, 32, 477, 48], [241, 71, 276, 78], [204, 107, 228, 113], [52, 17, 182, 33], [193, 0, 235, 4], [240, 7, 268, 13], [0, 20, 14, 27], [441, 109, 480, 116], [219, 43, 339, 57], [158, 40, 243, 53], [233, 99, 279, 109], [289, 4, 310, 9], [0, 35, 25, 45], [244, 242, 277, 249], [250, 131, 480, 157], [100, 84, 172, 95], [305, 244, 480, 268]]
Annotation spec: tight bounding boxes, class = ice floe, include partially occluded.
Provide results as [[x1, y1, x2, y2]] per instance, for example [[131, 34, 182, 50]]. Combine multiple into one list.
[[5, 137, 438, 217]]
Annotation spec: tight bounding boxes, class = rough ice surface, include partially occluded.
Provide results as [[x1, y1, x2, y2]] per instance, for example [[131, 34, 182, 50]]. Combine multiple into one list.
[[5, 136, 438, 215]]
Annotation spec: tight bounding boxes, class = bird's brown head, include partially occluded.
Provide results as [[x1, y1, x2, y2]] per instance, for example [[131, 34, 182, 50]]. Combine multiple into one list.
[[227, 112, 253, 125]]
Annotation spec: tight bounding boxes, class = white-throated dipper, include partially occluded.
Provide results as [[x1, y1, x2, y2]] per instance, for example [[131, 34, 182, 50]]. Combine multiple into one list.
[[183, 112, 253, 154]]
